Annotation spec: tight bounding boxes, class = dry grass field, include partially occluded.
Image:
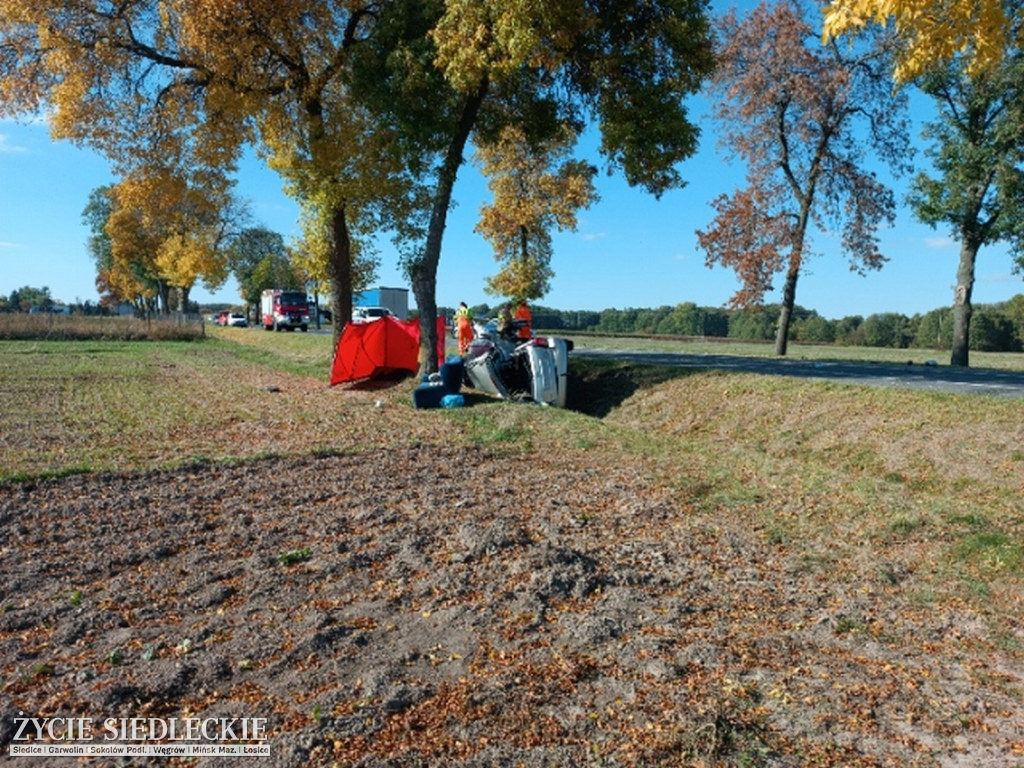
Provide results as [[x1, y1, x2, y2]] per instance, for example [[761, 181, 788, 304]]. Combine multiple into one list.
[[1, 321, 1022, 766]]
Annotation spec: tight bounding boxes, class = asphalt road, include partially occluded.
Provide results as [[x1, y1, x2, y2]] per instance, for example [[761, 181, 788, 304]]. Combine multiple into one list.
[[573, 348, 1024, 399]]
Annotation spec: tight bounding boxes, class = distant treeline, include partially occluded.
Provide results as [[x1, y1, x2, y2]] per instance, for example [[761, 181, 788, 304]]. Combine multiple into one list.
[[453, 296, 1024, 352]]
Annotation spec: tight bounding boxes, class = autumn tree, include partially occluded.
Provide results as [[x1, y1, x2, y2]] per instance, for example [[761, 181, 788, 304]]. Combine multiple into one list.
[[87, 162, 240, 315], [0, 0, 402, 345], [137, 172, 240, 313], [84, 180, 181, 314], [474, 124, 598, 302], [103, 182, 167, 314], [822, 0, 1012, 80], [908, 53, 1024, 367], [351, 0, 714, 371], [290, 198, 381, 313], [2, 0, 713, 370], [697, 0, 910, 356], [262, 80, 416, 347]]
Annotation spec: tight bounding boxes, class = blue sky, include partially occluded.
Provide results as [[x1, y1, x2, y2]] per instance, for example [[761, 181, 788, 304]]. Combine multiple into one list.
[[2, 46, 1023, 320]]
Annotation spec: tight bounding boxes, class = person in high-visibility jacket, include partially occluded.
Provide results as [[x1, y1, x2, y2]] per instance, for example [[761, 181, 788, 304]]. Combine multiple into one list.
[[455, 302, 473, 355], [514, 299, 532, 340]]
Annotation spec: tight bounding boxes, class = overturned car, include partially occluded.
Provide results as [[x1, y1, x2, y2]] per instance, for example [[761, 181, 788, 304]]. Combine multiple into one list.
[[463, 319, 573, 408]]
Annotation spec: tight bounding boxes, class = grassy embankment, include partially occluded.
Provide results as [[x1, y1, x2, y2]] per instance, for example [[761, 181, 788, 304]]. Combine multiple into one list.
[[1, 317, 1022, 635]]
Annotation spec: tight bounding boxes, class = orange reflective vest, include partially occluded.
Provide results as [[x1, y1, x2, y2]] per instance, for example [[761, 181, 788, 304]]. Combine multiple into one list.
[[515, 304, 532, 339]]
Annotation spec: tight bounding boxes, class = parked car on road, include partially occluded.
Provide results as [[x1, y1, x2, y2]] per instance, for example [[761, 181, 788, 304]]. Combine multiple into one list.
[[352, 306, 394, 323], [215, 310, 247, 327]]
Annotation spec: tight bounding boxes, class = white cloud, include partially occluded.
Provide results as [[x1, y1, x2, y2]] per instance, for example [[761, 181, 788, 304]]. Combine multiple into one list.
[[980, 271, 1022, 285], [924, 235, 955, 249], [0, 134, 28, 153]]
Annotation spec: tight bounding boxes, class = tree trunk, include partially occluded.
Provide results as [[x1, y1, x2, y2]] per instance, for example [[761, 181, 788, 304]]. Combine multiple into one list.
[[950, 239, 978, 367], [327, 203, 353, 350], [774, 257, 801, 356], [158, 282, 171, 317], [411, 82, 488, 375]]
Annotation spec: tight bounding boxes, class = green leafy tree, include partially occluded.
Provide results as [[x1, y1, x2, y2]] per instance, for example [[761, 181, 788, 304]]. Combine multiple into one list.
[[656, 302, 706, 336], [4, 286, 52, 313], [908, 54, 1024, 366], [353, 0, 715, 371], [1006, 294, 1024, 347], [913, 308, 952, 349], [703, 308, 730, 337], [697, 0, 910, 356], [249, 256, 305, 299], [728, 307, 775, 340], [795, 314, 836, 343], [82, 187, 119, 310], [226, 228, 298, 309], [860, 312, 911, 348], [969, 306, 1019, 352]]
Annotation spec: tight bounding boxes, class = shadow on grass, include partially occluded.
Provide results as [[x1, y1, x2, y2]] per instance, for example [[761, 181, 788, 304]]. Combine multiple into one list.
[[338, 359, 696, 416], [567, 358, 698, 418], [343, 372, 417, 391]]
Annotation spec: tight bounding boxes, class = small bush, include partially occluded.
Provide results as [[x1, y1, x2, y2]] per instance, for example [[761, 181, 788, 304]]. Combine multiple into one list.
[[277, 547, 312, 566]]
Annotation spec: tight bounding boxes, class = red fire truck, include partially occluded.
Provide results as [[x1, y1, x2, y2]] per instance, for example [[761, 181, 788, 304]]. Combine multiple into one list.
[[260, 289, 310, 332]]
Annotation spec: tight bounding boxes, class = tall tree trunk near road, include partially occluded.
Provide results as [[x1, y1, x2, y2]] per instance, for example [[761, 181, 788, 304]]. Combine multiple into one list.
[[774, 218, 808, 357], [328, 204, 353, 350], [950, 238, 978, 367], [411, 82, 488, 376], [700, 4, 906, 354], [774, 259, 800, 356]]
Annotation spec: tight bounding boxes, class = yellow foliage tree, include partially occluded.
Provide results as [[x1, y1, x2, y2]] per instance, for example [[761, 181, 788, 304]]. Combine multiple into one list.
[[473, 124, 597, 301], [290, 195, 380, 306], [0, 0, 400, 341], [389, 0, 713, 371], [104, 183, 167, 314], [106, 167, 236, 314], [822, 0, 1009, 79], [2, 0, 714, 367]]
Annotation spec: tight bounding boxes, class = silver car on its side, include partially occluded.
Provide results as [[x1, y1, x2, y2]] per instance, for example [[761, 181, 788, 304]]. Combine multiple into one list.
[[464, 320, 572, 408]]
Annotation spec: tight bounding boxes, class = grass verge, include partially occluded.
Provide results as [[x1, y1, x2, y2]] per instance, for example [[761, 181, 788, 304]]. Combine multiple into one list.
[[0, 313, 206, 341], [2, 336, 1022, 616]]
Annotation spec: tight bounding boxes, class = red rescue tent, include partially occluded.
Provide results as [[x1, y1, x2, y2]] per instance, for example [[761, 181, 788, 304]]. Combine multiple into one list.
[[330, 316, 448, 385], [330, 316, 420, 385]]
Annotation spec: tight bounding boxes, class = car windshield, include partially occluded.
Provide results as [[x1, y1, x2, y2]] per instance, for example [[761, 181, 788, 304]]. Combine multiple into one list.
[[279, 292, 307, 305]]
